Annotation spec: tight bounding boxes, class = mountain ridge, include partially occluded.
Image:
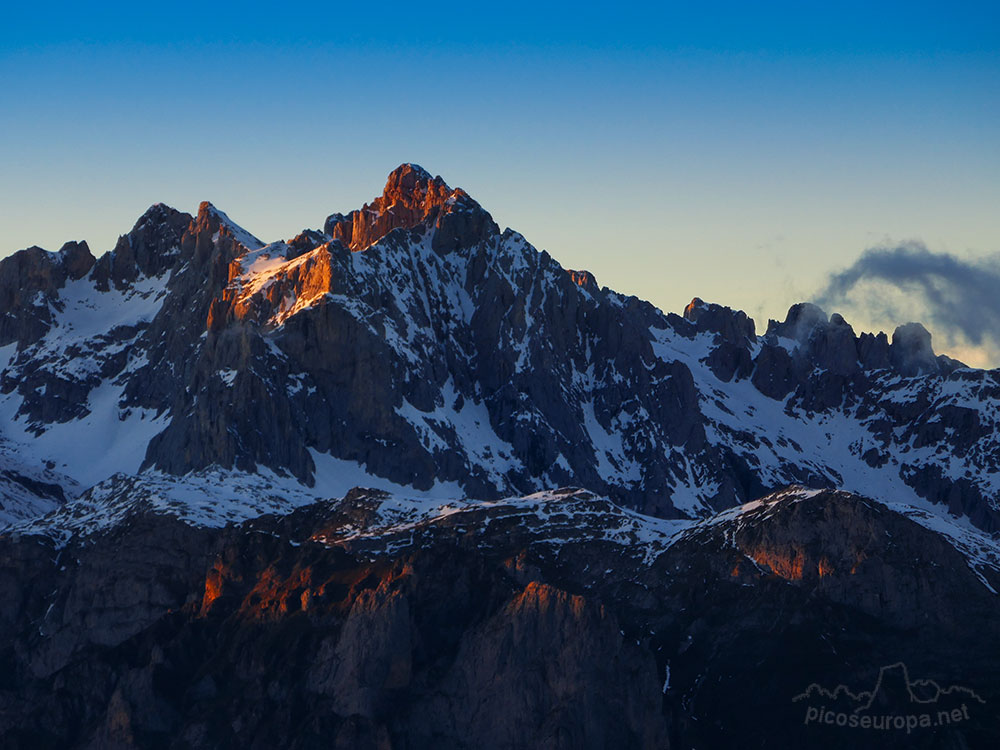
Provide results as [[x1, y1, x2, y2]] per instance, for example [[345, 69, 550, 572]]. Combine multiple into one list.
[[2, 485, 998, 748], [1, 163, 999, 535]]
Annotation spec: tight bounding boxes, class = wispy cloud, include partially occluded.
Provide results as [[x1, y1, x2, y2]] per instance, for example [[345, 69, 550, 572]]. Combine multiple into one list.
[[814, 241, 1000, 368]]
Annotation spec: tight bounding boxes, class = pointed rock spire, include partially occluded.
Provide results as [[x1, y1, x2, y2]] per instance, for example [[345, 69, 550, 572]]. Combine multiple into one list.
[[890, 322, 938, 376]]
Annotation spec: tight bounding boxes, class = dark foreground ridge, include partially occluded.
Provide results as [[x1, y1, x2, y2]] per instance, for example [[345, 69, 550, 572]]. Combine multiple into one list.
[[1, 488, 998, 749]]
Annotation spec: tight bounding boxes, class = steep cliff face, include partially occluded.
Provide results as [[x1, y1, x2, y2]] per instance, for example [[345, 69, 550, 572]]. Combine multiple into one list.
[[1, 487, 997, 749], [1, 163, 999, 534]]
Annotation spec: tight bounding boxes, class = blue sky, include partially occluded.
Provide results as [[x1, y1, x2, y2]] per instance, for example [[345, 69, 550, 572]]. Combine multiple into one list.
[[2, 1, 998, 362]]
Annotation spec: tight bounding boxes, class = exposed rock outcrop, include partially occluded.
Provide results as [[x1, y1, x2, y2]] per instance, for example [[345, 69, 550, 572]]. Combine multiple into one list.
[[323, 163, 499, 254], [0, 243, 95, 347], [91, 203, 191, 291], [890, 321, 939, 376]]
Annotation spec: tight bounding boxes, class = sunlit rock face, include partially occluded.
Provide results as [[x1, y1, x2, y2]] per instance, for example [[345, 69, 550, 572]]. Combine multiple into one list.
[[2, 163, 1000, 532], [323, 163, 500, 255]]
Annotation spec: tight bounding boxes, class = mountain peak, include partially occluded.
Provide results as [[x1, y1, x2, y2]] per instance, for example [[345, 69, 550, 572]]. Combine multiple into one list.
[[682, 297, 755, 340], [890, 322, 938, 376], [324, 164, 498, 254], [766, 302, 828, 342], [56, 240, 96, 281], [132, 202, 185, 231], [195, 202, 263, 250], [683, 297, 707, 321], [380, 163, 451, 211], [384, 162, 436, 193]]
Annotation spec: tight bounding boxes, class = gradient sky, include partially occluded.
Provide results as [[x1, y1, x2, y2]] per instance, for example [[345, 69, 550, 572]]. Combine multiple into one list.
[[2, 2, 998, 363]]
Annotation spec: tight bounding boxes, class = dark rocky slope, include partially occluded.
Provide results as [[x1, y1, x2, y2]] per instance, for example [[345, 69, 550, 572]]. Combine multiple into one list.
[[1, 487, 998, 749]]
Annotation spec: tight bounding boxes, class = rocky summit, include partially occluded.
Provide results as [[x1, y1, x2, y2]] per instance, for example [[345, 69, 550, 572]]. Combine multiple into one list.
[[1, 165, 999, 748]]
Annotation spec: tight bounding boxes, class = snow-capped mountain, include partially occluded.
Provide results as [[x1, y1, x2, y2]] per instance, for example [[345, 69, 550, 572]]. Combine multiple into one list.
[[3, 164, 1000, 748], [1, 163, 998, 534]]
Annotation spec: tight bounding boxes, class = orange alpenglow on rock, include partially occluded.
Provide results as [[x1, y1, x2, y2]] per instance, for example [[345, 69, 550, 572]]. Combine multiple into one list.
[[684, 297, 706, 321], [746, 547, 806, 581], [323, 163, 499, 255], [567, 269, 598, 291]]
